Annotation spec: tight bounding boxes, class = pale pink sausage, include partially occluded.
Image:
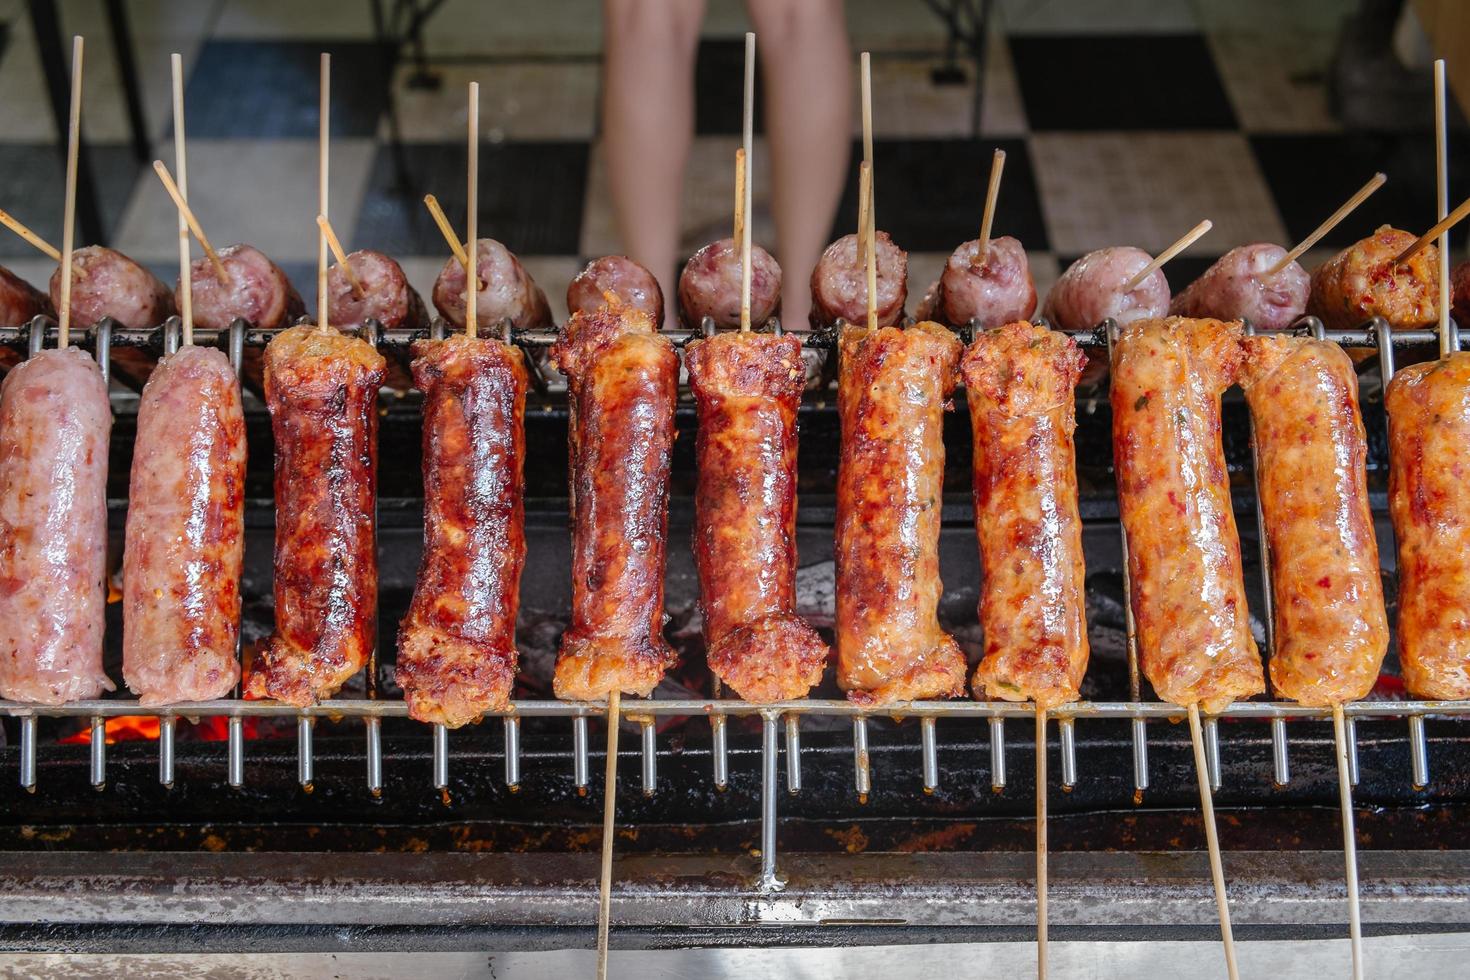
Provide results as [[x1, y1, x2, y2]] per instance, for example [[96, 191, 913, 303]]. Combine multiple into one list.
[[50, 245, 174, 329], [677, 238, 782, 329], [432, 238, 552, 331], [185, 243, 305, 330], [567, 255, 664, 324], [1171, 243, 1309, 331], [932, 236, 1036, 329], [809, 231, 907, 328], [1043, 247, 1170, 332]]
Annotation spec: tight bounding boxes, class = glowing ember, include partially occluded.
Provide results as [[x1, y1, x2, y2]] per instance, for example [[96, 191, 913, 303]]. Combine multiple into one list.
[[60, 716, 161, 744]]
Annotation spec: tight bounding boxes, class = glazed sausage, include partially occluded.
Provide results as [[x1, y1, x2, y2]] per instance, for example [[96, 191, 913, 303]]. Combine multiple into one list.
[[963, 321, 1088, 708], [567, 255, 664, 324], [1307, 226, 1439, 331], [246, 325, 386, 705], [327, 249, 428, 332], [49, 245, 175, 329], [122, 345, 246, 704], [929, 236, 1036, 329], [835, 320, 966, 704], [0, 265, 54, 326], [1386, 352, 1470, 699], [1110, 317, 1264, 712], [1043, 247, 1169, 332], [433, 238, 552, 332], [809, 231, 907, 328], [0, 348, 113, 703], [549, 301, 678, 700], [1171, 243, 1310, 331], [685, 331, 827, 702], [678, 238, 782, 330], [396, 335, 527, 727], [186, 244, 305, 330], [1240, 335, 1388, 705]]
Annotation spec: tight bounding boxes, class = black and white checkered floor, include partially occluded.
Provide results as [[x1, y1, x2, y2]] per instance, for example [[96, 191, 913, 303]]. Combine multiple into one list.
[[0, 0, 1461, 321]]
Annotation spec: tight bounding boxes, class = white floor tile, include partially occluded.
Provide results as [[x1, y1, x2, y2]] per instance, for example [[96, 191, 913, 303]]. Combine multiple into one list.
[[1210, 31, 1339, 134]]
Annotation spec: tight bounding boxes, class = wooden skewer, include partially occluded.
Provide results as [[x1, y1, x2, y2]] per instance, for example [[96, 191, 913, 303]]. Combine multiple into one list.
[[973, 148, 1007, 268], [466, 81, 480, 340], [152, 162, 230, 287], [860, 163, 878, 331], [1394, 195, 1470, 267], [1188, 704, 1239, 980], [1121, 220, 1213, 293], [315, 215, 363, 298], [735, 148, 750, 332], [1333, 705, 1365, 980], [857, 51, 873, 266], [57, 35, 84, 350], [1435, 59, 1451, 358], [318, 52, 330, 331], [1035, 706, 1048, 980], [856, 161, 871, 258], [595, 689, 621, 980], [739, 31, 755, 334], [732, 148, 746, 249], [0, 207, 61, 262], [423, 194, 471, 270], [1266, 172, 1386, 277], [171, 52, 192, 345]]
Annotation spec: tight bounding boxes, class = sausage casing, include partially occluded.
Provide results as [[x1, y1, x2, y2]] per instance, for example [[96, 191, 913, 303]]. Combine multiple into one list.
[[247, 325, 386, 705], [686, 331, 827, 702], [1386, 352, 1470, 699], [549, 303, 678, 700], [1111, 317, 1264, 712], [835, 321, 966, 704], [1307, 226, 1439, 331], [397, 335, 527, 726], [0, 348, 113, 703], [1240, 335, 1387, 705], [123, 346, 246, 704], [963, 321, 1089, 708]]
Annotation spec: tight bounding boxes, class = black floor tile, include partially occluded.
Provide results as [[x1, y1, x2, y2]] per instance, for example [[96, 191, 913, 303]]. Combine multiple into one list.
[[1251, 131, 1470, 250], [827, 138, 1047, 252], [354, 141, 589, 256], [694, 38, 764, 136], [1011, 34, 1236, 131], [0, 143, 141, 260], [183, 40, 392, 139]]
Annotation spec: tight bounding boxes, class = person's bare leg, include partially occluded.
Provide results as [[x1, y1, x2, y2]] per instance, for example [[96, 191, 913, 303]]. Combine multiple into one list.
[[602, 0, 704, 328], [747, 0, 852, 328]]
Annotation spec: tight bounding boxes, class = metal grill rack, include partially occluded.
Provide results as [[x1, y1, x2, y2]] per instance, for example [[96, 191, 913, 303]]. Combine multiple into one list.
[[0, 311, 1463, 895]]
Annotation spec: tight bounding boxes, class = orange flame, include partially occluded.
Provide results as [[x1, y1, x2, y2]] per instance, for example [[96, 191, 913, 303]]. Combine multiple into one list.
[[60, 715, 162, 744]]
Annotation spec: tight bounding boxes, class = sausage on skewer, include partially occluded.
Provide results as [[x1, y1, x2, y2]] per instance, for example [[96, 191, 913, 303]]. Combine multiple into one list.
[[678, 238, 781, 329], [1307, 226, 1439, 331], [1171, 243, 1310, 331], [810, 231, 907, 328], [918, 236, 1036, 329], [185, 243, 305, 330], [327, 249, 428, 332], [1043, 247, 1169, 332], [1240, 335, 1388, 705], [963, 321, 1088, 707], [433, 238, 552, 332], [49, 245, 175, 329], [567, 255, 664, 324], [245, 324, 386, 705], [686, 331, 828, 702], [0, 265, 54, 326], [1111, 316, 1264, 712], [836, 320, 966, 704]]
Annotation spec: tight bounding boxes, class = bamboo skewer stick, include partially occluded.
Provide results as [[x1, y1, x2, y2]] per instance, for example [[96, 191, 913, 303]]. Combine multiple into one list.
[[1436, 59, 1451, 358], [1121, 220, 1213, 293], [170, 52, 193, 345], [318, 53, 330, 331], [0, 207, 61, 262], [1188, 704, 1240, 980], [860, 163, 877, 331], [57, 36, 84, 350], [1266, 172, 1386, 276], [739, 31, 755, 334], [1395, 196, 1470, 267], [1333, 705, 1365, 980], [152, 162, 229, 287], [1035, 707, 1048, 980], [857, 51, 873, 266], [315, 215, 363, 298], [423, 194, 471, 270], [732, 149, 746, 248], [735, 148, 750, 333], [595, 690, 621, 980], [466, 81, 479, 340], [974, 148, 1006, 268]]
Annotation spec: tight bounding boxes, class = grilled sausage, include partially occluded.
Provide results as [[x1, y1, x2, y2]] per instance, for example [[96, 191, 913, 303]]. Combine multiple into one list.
[[1171, 243, 1310, 331], [433, 238, 553, 332], [396, 335, 527, 726], [0, 265, 54, 326], [928, 236, 1036, 329], [49, 245, 175, 329], [1240, 335, 1388, 705], [809, 231, 907, 329], [1307, 226, 1439, 331], [186, 244, 305, 330], [963, 321, 1088, 708], [246, 325, 386, 705], [567, 255, 664, 324], [1111, 317, 1264, 712], [678, 238, 782, 330], [549, 301, 678, 700], [1450, 259, 1470, 329], [686, 331, 827, 702], [0, 348, 113, 703], [122, 345, 246, 704], [327, 249, 428, 332], [1386, 351, 1470, 699], [1043, 247, 1169, 332], [835, 320, 966, 704]]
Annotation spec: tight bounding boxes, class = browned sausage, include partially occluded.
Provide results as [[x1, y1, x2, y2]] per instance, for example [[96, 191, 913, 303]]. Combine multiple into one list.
[[1307, 226, 1439, 331]]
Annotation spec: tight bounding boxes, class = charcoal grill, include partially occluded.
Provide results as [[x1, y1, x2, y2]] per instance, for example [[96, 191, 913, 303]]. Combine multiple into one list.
[[2, 312, 1470, 973]]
